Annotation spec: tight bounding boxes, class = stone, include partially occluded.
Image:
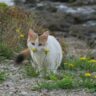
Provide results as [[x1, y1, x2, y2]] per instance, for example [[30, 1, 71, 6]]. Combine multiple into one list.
[[73, 0, 96, 5], [20, 91, 28, 96]]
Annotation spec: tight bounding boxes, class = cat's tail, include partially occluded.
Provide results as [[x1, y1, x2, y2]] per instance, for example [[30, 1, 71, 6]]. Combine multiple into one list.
[[15, 48, 30, 64]]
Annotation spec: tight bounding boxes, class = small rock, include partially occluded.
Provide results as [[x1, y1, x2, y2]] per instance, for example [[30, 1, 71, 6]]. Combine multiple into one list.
[[20, 91, 28, 96]]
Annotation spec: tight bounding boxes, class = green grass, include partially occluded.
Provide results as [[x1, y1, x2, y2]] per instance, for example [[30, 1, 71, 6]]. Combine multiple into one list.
[[64, 57, 96, 72], [21, 56, 96, 92], [33, 57, 96, 92], [23, 63, 39, 78], [34, 72, 75, 90], [34, 72, 96, 92], [0, 71, 7, 83], [34, 75, 74, 90], [0, 2, 8, 9], [0, 43, 13, 59]]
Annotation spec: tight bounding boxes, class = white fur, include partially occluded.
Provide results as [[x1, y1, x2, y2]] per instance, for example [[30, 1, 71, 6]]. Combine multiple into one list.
[[27, 35, 62, 76]]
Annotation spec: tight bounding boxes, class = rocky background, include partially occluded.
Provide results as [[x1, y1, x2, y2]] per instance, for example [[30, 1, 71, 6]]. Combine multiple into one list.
[[1, 0, 96, 57], [13, 0, 96, 58]]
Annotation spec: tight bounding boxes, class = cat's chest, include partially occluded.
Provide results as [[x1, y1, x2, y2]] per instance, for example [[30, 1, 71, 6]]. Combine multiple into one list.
[[31, 51, 48, 64], [34, 52, 45, 59]]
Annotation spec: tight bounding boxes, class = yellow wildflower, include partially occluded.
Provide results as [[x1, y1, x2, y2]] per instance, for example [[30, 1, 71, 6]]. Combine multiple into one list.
[[88, 59, 96, 63], [64, 63, 67, 64], [94, 75, 96, 79], [31, 48, 37, 52], [85, 72, 91, 77], [16, 28, 21, 33], [69, 64, 74, 67], [80, 57, 87, 60], [44, 48, 49, 55], [20, 34, 24, 38]]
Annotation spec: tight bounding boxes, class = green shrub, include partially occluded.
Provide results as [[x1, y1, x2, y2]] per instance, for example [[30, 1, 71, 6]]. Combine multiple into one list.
[[80, 72, 96, 91], [0, 6, 48, 53], [0, 43, 13, 59], [45, 72, 58, 80], [82, 79, 96, 89], [0, 2, 8, 8], [64, 57, 96, 72], [35, 75, 74, 90]]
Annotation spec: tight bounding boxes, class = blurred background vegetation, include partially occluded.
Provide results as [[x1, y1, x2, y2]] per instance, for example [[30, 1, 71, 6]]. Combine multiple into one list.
[[0, 2, 48, 59], [0, 0, 96, 59]]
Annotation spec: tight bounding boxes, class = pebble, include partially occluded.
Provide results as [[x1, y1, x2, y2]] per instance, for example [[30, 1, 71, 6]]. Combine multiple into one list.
[[20, 91, 28, 96]]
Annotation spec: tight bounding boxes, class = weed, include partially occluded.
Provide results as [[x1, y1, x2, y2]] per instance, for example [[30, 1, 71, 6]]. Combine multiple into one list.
[[64, 57, 96, 72], [35, 75, 74, 90], [0, 71, 7, 83], [0, 43, 13, 59], [33, 57, 96, 92], [23, 63, 39, 78]]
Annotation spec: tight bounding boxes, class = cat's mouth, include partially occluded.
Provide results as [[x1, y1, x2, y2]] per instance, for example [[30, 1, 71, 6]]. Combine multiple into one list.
[[31, 48, 49, 55], [31, 48, 37, 52]]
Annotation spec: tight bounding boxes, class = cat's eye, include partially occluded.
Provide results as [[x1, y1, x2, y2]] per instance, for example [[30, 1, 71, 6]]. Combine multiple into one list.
[[31, 42, 35, 45], [38, 43, 42, 46]]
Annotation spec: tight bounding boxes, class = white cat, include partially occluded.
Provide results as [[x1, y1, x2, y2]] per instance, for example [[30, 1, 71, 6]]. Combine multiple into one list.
[[16, 29, 63, 76]]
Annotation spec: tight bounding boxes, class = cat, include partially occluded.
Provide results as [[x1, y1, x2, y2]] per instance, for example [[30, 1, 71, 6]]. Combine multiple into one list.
[[15, 29, 63, 76]]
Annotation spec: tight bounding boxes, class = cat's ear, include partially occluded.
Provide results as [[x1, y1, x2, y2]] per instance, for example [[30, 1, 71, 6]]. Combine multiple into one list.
[[28, 29, 36, 38], [41, 31, 49, 40]]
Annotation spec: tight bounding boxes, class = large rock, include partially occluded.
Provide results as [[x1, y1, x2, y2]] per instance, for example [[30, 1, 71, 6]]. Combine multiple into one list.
[[15, 1, 96, 48], [73, 0, 96, 5], [13, 0, 96, 6], [51, 0, 96, 4], [23, 0, 96, 4], [50, 0, 76, 2], [69, 24, 96, 48], [34, 11, 74, 32]]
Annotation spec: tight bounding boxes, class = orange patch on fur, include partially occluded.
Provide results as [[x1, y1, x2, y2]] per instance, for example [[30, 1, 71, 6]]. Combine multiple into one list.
[[39, 31, 49, 45], [28, 29, 37, 43], [21, 48, 30, 57], [39, 36, 47, 45]]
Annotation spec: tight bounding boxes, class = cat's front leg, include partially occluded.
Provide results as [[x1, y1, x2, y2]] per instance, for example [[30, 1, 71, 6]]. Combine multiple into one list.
[[30, 60, 39, 73], [49, 68, 57, 74], [49, 61, 58, 74]]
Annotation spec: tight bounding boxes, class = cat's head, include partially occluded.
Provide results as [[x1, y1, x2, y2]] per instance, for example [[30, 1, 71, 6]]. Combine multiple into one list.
[[27, 29, 49, 51]]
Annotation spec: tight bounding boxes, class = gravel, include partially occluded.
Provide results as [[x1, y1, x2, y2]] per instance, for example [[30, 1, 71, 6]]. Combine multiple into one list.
[[0, 59, 94, 96], [0, 37, 95, 96]]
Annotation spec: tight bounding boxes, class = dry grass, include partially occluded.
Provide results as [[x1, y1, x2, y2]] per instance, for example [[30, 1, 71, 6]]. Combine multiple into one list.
[[0, 4, 48, 53], [0, 3, 66, 59]]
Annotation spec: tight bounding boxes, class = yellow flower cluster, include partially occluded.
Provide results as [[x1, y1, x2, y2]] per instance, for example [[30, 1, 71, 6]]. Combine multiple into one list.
[[80, 57, 96, 63], [80, 57, 87, 60], [84, 72, 91, 77], [31, 48, 37, 52], [16, 28, 25, 38], [44, 48, 49, 55], [16, 28, 21, 33], [88, 59, 96, 63], [84, 72, 96, 79], [31, 48, 50, 53], [94, 75, 96, 79], [69, 64, 74, 68], [20, 34, 24, 38]]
